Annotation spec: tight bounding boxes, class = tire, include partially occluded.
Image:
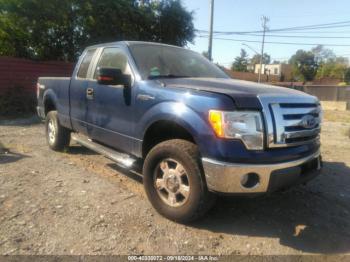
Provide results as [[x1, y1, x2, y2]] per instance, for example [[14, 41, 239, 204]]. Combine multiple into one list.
[[143, 139, 216, 223], [45, 111, 70, 151]]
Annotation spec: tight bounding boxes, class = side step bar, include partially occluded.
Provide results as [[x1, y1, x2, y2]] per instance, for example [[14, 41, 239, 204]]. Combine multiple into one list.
[[71, 133, 136, 167]]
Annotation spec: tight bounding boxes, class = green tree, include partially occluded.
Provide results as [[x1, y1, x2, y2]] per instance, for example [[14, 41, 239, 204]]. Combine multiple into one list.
[[231, 49, 249, 72], [316, 56, 349, 80], [0, 0, 195, 61], [311, 45, 336, 64], [0, 0, 86, 60], [289, 50, 318, 81], [155, 0, 195, 46], [345, 68, 350, 83], [250, 53, 271, 65]]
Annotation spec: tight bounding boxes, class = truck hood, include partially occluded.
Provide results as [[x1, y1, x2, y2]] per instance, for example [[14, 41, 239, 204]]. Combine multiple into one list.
[[161, 77, 313, 109]]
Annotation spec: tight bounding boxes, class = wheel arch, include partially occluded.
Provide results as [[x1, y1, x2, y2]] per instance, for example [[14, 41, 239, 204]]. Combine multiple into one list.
[[142, 120, 197, 158], [138, 102, 212, 158], [43, 90, 58, 116]]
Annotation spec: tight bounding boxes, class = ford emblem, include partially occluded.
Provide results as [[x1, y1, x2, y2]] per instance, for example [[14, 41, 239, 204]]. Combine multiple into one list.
[[301, 115, 317, 129]]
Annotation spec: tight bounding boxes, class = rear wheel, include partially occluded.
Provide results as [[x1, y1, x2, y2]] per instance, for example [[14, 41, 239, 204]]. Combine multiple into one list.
[[45, 111, 70, 151], [143, 139, 215, 223]]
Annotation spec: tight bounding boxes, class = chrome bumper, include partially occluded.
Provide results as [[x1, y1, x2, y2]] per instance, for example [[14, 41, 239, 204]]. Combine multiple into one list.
[[202, 150, 321, 194]]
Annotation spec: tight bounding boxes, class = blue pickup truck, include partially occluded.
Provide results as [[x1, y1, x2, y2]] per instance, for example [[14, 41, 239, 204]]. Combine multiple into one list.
[[37, 41, 322, 222]]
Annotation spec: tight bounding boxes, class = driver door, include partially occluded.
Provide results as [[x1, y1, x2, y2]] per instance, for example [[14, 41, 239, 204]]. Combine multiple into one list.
[[86, 47, 135, 153]]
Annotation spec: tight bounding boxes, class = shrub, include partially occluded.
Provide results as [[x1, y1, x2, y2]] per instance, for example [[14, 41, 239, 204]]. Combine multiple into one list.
[[0, 86, 36, 117]]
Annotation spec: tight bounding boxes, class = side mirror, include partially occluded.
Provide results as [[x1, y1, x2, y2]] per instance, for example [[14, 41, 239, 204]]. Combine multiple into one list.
[[97, 67, 131, 87]]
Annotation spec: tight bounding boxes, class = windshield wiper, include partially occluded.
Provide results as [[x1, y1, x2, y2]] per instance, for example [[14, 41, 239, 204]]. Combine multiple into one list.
[[148, 74, 191, 80]]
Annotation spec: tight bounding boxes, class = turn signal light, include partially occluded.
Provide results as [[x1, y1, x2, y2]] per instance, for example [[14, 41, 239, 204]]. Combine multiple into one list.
[[208, 110, 224, 137]]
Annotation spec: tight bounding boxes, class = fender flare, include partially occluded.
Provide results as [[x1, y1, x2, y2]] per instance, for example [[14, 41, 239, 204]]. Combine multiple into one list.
[[138, 101, 213, 147], [43, 89, 59, 114]]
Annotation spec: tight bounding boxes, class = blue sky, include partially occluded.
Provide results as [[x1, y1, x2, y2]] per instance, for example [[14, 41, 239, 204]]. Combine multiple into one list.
[[183, 0, 350, 67]]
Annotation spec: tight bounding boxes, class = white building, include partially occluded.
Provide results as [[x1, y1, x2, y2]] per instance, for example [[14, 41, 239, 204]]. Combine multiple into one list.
[[254, 63, 293, 81], [254, 64, 282, 76]]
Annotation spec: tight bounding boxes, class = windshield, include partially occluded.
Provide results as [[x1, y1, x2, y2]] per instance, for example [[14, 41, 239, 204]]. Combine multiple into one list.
[[129, 44, 229, 80]]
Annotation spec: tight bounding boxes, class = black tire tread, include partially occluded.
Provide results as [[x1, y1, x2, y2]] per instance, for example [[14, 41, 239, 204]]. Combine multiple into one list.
[[143, 139, 215, 223], [46, 111, 70, 151]]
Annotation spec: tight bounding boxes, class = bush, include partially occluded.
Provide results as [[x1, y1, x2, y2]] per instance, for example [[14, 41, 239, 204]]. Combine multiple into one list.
[[0, 86, 36, 117]]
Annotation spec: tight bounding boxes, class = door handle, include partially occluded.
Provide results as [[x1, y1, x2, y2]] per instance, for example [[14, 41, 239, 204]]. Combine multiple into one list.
[[137, 94, 155, 101], [86, 88, 94, 99]]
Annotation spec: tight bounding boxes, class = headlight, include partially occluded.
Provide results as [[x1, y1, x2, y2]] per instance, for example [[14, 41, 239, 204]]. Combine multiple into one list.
[[208, 110, 264, 150]]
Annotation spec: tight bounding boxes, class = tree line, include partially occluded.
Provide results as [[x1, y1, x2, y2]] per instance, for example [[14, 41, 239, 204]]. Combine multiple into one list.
[[0, 0, 195, 61], [231, 45, 350, 83]]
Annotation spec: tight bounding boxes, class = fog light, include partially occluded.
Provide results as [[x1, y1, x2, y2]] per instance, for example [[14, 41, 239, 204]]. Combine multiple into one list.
[[241, 173, 260, 189]]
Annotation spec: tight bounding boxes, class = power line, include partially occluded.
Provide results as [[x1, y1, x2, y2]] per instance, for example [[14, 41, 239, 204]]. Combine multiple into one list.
[[239, 30, 350, 34], [256, 23, 350, 33], [265, 31, 350, 34], [205, 33, 350, 39], [269, 11, 350, 19], [204, 30, 350, 35], [197, 19, 350, 35], [198, 30, 350, 35], [198, 24, 350, 35], [198, 35, 350, 47]]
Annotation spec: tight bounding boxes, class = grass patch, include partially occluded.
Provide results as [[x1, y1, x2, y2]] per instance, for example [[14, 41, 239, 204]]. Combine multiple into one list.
[[323, 110, 350, 138], [323, 110, 350, 123]]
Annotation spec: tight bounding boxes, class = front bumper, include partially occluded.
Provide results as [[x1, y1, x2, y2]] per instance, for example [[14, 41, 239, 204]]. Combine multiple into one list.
[[202, 150, 321, 194]]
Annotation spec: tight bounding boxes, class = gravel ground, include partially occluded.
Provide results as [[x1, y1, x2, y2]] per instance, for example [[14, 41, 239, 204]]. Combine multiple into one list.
[[0, 114, 349, 255]]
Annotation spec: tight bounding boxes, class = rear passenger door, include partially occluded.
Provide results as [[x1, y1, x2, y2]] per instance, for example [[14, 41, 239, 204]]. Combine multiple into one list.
[[70, 48, 97, 135]]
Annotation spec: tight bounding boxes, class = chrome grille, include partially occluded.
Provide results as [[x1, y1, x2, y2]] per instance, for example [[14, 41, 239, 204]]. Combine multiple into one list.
[[258, 95, 321, 148]]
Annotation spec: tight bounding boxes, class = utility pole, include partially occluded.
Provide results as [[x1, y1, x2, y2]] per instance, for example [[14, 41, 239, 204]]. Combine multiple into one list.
[[208, 0, 214, 61], [258, 16, 269, 83]]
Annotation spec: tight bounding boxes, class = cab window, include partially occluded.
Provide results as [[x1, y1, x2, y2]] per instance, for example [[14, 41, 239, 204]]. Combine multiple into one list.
[[93, 48, 131, 79], [77, 49, 96, 79]]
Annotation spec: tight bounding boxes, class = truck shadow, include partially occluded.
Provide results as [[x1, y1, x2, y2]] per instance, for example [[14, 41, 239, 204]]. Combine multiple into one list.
[[67, 145, 99, 155], [107, 162, 143, 184], [0, 151, 29, 164], [191, 161, 350, 254]]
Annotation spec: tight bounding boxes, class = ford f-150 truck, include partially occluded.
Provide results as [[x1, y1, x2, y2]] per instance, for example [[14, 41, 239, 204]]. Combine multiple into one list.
[[37, 41, 322, 222]]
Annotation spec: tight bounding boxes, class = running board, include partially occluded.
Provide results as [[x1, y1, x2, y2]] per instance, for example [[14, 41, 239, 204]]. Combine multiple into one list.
[[71, 133, 136, 167]]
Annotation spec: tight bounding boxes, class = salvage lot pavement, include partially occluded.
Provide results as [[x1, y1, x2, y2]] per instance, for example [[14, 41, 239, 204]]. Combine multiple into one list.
[[0, 111, 350, 255]]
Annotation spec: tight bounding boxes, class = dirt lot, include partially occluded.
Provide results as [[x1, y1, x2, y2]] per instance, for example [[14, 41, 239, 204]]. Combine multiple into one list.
[[0, 111, 350, 255]]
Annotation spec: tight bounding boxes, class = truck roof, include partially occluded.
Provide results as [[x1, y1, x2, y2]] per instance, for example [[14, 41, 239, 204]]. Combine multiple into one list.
[[86, 41, 184, 50]]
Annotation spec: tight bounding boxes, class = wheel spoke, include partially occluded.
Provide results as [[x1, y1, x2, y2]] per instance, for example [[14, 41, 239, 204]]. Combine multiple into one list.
[[160, 161, 169, 174], [48, 120, 56, 143], [178, 184, 190, 198], [168, 192, 177, 205], [155, 178, 166, 190], [175, 163, 186, 176], [154, 158, 191, 207]]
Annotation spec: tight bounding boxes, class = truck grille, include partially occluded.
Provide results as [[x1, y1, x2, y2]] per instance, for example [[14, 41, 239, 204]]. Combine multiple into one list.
[[269, 102, 321, 147], [258, 95, 321, 148]]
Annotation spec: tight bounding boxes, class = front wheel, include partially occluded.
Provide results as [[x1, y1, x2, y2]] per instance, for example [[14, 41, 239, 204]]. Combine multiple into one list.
[[143, 139, 216, 223], [45, 111, 70, 151]]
